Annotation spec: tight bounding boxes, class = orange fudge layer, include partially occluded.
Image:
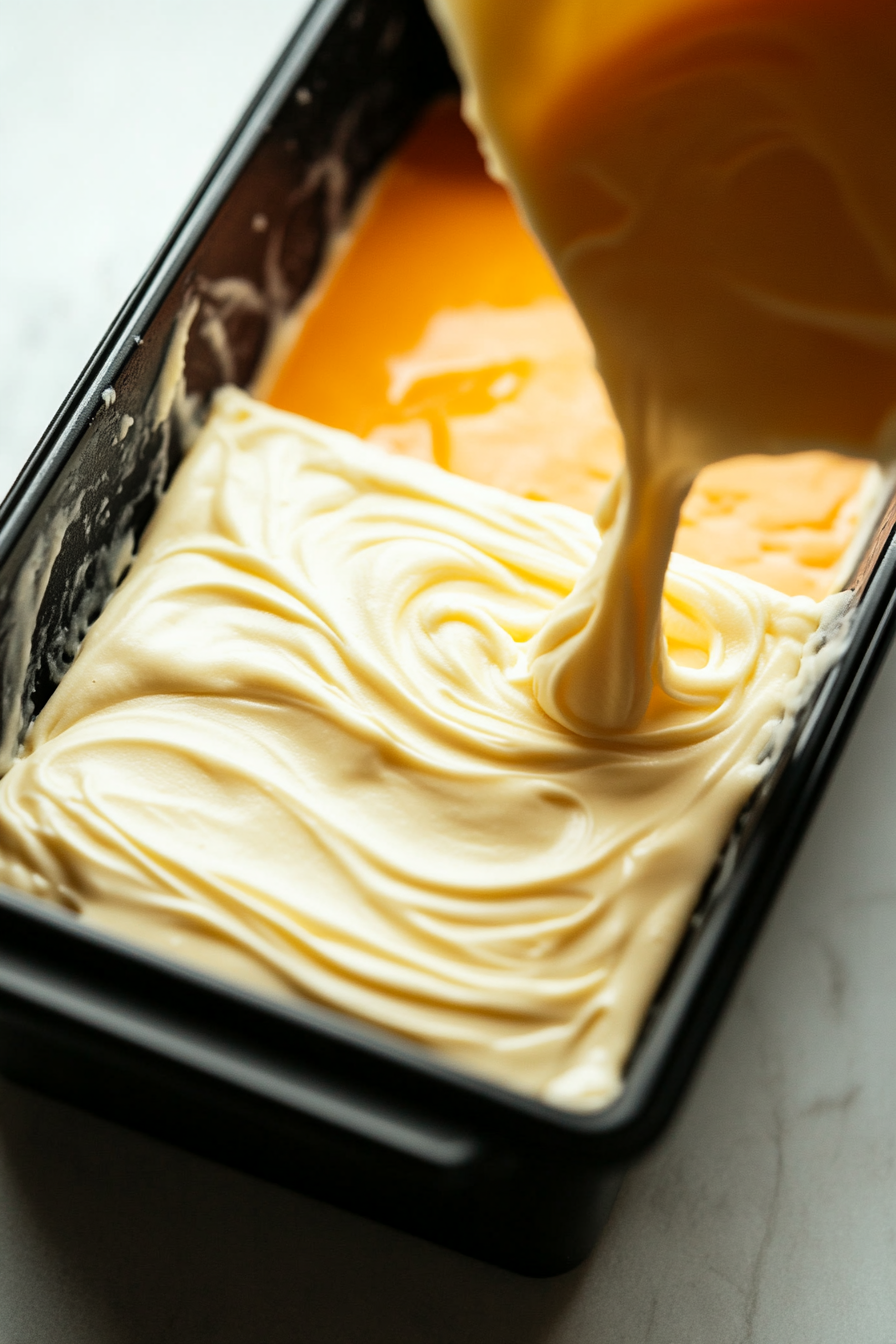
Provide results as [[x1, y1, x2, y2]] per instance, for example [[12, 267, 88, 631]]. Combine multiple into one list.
[[266, 100, 875, 602]]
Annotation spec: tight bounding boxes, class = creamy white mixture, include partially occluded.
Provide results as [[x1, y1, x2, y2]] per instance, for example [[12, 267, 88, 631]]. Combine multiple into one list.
[[0, 388, 846, 1107]]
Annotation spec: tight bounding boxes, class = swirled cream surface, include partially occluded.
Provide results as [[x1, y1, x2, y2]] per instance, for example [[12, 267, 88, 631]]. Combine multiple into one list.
[[0, 388, 846, 1108]]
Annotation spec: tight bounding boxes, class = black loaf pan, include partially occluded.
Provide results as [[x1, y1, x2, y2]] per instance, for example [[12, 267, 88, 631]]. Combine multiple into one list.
[[1, 0, 895, 1278]]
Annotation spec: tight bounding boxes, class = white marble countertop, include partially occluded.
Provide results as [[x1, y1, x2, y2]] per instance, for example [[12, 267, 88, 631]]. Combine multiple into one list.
[[1, 3, 894, 1340]]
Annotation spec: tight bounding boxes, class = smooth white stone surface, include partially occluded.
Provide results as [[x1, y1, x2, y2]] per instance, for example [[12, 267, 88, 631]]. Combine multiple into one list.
[[1, 3, 894, 1340]]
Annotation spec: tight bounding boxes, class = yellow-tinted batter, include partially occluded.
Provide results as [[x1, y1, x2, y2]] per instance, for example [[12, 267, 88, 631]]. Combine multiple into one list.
[[427, 0, 896, 731]]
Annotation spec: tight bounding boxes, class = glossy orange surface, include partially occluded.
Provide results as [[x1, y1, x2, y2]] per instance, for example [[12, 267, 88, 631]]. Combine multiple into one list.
[[266, 99, 874, 601], [268, 100, 562, 438]]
